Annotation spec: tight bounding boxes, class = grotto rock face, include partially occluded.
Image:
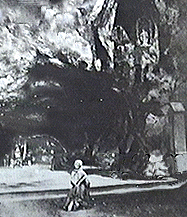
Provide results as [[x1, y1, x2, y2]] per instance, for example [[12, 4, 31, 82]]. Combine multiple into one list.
[[0, 0, 182, 105], [0, 0, 119, 101], [0, 0, 182, 101]]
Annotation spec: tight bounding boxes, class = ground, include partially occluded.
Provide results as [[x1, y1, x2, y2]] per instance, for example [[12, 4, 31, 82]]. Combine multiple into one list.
[[1, 183, 187, 217]]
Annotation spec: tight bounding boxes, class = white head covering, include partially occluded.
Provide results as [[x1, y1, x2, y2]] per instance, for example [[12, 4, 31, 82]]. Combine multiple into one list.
[[74, 159, 83, 168]]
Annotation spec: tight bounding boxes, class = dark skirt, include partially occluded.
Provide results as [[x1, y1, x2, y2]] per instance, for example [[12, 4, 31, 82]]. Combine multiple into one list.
[[63, 182, 92, 211]]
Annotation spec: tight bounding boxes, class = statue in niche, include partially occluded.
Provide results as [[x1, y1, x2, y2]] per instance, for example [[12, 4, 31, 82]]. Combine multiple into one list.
[[133, 17, 160, 83], [113, 17, 160, 85]]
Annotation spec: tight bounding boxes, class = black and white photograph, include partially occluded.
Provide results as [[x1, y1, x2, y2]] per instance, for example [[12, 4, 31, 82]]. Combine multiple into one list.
[[0, 0, 187, 216]]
